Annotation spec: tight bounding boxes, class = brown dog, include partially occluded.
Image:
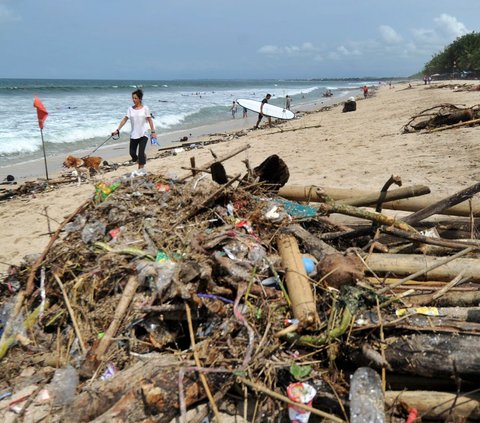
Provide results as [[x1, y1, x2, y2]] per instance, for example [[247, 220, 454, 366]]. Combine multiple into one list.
[[63, 155, 102, 184]]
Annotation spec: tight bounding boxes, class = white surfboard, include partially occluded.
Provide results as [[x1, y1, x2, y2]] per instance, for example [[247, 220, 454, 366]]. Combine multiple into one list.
[[236, 98, 295, 120]]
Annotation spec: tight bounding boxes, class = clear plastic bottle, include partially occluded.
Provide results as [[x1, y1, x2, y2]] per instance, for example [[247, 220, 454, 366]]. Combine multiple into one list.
[[49, 365, 79, 407]]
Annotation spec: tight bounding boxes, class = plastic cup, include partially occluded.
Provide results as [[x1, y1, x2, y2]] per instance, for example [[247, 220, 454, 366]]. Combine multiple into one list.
[[286, 382, 317, 423]]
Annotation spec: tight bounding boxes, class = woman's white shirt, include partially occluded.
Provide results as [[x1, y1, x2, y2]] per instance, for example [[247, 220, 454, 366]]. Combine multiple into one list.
[[127, 105, 151, 139]]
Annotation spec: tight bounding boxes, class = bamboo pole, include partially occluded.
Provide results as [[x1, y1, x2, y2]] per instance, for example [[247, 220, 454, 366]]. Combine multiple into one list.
[[385, 390, 480, 420], [278, 185, 480, 217], [366, 248, 478, 291], [277, 234, 320, 328]]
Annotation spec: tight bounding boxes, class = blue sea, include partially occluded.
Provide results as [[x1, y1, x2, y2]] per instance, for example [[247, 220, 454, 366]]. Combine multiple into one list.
[[0, 78, 368, 168]]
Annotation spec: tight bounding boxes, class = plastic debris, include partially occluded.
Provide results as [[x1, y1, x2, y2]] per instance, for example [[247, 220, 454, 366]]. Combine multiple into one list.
[[286, 382, 317, 423]]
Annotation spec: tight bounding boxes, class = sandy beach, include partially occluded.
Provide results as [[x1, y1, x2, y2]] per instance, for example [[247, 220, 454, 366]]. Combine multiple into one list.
[[1, 80, 479, 274]]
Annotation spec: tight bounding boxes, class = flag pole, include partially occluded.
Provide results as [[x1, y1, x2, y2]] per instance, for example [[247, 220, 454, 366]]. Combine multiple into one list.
[[33, 96, 49, 185], [39, 127, 49, 183]]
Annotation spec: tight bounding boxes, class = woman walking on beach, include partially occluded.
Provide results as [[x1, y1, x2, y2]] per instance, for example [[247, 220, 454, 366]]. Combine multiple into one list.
[[112, 89, 156, 172]]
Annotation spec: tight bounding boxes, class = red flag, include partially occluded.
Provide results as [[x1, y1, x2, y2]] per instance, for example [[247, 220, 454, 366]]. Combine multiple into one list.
[[33, 96, 48, 129]]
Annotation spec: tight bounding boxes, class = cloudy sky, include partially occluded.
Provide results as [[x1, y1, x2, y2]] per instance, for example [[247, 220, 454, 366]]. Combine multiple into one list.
[[0, 0, 478, 80]]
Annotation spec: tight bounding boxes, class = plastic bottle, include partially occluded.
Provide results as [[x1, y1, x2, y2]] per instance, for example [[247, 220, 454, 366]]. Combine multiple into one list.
[[49, 365, 79, 406], [81, 221, 106, 244]]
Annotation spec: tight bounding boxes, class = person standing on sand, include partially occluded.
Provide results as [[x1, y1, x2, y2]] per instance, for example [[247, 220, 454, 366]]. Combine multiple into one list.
[[285, 95, 292, 110], [362, 85, 369, 99], [230, 101, 237, 118], [112, 89, 156, 173], [243, 107, 248, 118], [254, 93, 272, 129]]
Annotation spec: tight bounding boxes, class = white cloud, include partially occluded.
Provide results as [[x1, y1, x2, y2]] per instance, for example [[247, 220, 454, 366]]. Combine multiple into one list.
[[258, 41, 320, 57], [379, 25, 402, 44], [413, 14, 468, 46], [258, 45, 282, 55], [335, 44, 362, 56], [434, 13, 468, 38]]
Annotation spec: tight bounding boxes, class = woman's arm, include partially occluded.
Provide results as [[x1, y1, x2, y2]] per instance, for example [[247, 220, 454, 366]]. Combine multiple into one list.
[[113, 116, 128, 135]]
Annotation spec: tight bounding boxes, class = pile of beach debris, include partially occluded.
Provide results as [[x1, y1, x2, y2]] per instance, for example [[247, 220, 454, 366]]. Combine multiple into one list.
[[1, 145, 480, 422], [403, 103, 480, 133]]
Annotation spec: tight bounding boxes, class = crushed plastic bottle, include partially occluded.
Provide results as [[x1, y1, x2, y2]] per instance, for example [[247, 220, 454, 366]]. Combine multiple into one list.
[[349, 367, 385, 423], [48, 365, 79, 407], [81, 221, 106, 244], [64, 215, 87, 233], [155, 260, 176, 296], [0, 300, 13, 337], [94, 181, 121, 202]]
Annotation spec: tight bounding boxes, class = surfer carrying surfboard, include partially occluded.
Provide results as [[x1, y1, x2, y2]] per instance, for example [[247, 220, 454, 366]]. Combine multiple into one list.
[[253, 94, 272, 129]]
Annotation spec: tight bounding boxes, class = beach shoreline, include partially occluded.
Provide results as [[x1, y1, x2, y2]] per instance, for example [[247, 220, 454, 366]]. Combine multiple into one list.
[[2, 79, 479, 274], [0, 92, 347, 183]]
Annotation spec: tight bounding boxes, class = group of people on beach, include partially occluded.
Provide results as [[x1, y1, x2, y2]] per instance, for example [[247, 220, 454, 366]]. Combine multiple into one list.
[[229, 101, 248, 119], [113, 89, 278, 172]]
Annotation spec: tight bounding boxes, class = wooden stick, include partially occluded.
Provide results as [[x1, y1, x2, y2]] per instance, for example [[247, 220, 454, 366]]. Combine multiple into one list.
[[185, 303, 222, 423], [173, 173, 240, 227], [318, 196, 417, 234], [80, 275, 139, 376], [26, 199, 91, 295], [54, 274, 87, 355], [403, 181, 480, 225], [179, 144, 250, 182], [237, 377, 345, 423], [432, 271, 466, 301], [379, 225, 480, 250], [428, 117, 480, 133], [189, 157, 197, 176]]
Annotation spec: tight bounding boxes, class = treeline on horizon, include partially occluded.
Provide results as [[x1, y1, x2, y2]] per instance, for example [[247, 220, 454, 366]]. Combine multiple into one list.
[[422, 32, 480, 78]]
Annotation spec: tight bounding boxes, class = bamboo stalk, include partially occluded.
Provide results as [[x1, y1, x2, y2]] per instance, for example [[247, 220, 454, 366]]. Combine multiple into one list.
[[373, 247, 475, 294], [278, 185, 480, 217], [277, 234, 320, 327]]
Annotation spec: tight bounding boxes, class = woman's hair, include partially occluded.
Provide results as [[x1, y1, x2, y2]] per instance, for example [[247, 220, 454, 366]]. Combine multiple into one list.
[[132, 89, 144, 100]]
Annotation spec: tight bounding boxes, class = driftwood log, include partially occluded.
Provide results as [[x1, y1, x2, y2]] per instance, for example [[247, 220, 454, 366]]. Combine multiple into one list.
[[382, 333, 480, 380], [67, 356, 229, 422]]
